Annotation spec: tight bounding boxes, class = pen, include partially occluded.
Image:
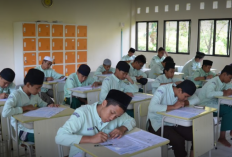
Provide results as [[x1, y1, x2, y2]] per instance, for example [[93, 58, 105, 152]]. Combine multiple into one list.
[[95, 126, 100, 132], [94, 144, 113, 147]]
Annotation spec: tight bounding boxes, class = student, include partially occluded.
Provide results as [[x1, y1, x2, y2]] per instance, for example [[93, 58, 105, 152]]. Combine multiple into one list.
[[192, 60, 216, 87], [64, 64, 102, 109], [35, 56, 65, 104], [99, 61, 139, 117], [149, 47, 168, 68], [129, 55, 147, 85], [198, 65, 232, 147], [56, 89, 136, 157], [94, 59, 115, 76], [121, 48, 136, 63], [0, 68, 15, 99], [2, 69, 59, 142], [182, 52, 205, 79], [151, 62, 182, 94], [148, 56, 174, 79], [147, 80, 197, 157]]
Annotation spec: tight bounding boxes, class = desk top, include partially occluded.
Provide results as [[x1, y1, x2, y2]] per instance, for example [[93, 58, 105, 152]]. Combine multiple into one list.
[[13, 105, 74, 123], [69, 87, 101, 94], [215, 96, 232, 100], [97, 74, 113, 78], [157, 106, 217, 120], [130, 93, 153, 104], [74, 127, 169, 157], [0, 100, 6, 107], [155, 72, 184, 76], [43, 81, 58, 85]]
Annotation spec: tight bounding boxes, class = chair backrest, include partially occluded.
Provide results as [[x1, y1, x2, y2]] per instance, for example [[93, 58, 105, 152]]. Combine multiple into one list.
[[137, 100, 150, 130], [56, 81, 66, 104], [57, 144, 64, 157]]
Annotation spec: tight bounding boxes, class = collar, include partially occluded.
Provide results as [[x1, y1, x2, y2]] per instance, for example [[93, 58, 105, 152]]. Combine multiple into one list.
[[19, 86, 32, 99], [129, 63, 135, 70], [75, 73, 82, 85], [169, 84, 178, 99], [216, 76, 224, 87], [93, 103, 109, 127], [112, 74, 120, 83]]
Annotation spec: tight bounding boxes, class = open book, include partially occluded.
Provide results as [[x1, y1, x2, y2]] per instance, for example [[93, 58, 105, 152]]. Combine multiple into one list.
[[166, 107, 205, 118], [47, 77, 66, 83]]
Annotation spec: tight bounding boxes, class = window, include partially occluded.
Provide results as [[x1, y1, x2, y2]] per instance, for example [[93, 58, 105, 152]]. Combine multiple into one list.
[[164, 20, 191, 54], [198, 19, 231, 56], [136, 21, 158, 52]]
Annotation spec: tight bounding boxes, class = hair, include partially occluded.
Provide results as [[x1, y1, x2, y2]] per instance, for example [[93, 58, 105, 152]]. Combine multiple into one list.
[[162, 56, 174, 63], [158, 47, 165, 52], [221, 69, 232, 75], [134, 55, 146, 64], [163, 66, 174, 74], [105, 98, 127, 112], [23, 81, 35, 86]]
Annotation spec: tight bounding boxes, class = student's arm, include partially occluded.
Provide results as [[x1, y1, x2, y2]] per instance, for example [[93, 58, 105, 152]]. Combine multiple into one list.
[[193, 71, 205, 81], [185, 93, 200, 106], [2, 94, 23, 117], [88, 77, 102, 87], [151, 77, 162, 89], [187, 63, 194, 76], [37, 95, 49, 107], [99, 78, 111, 104], [205, 82, 224, 98], [51, 69, 64, 79], [94, 66, 103, 76], [9, 83, 16, 94], [123, 77, 139, 93]]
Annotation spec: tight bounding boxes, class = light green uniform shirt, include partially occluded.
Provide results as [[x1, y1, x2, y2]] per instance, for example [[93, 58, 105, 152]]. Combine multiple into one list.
[[35, 65, 64, 92], [181, 58, 201, 79], [55, 102, 136, 157], [121, 55, 136, 61], [0, 83, 16, 94], [193, 68, 216, 86], [94, 65, 115, 76], [128, 63, 147, 80], [151, 74, 183, 94], [2, 87, 47, 134], [64, 73, 96, 98], [99, 74, 139, 104], [198, 76, 232, 109], [148, 62, 163, 79], [147, 84, 199, 131], [150, 55, 165, 69]]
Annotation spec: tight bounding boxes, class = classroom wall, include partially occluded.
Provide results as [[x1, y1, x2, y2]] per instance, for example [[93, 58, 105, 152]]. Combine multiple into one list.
[[133, 0, 232, 72], [0, 0, 132, 73]]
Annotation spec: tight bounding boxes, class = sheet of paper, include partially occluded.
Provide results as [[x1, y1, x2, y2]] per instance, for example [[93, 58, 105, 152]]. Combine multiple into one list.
[[132, 93, 153, 101], [178, 107, 205, 114], [166, 107, 205, 118], [23, 107, 66, 118], [0, 99, 7, 102], [97, 74, 112, 77], [228, 95, 232, 98], [48, 77, 66, 83], [70, 85, 101, 92]]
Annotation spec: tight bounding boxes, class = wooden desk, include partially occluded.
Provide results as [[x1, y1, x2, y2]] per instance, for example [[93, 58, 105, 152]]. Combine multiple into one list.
[[157, 106, 216, 157], [0, 100, 8, 141], [154, 72, 184, 79], [13, 105, 74, 157], [42, 81, 58, 104], [74, 127, 169, 157]]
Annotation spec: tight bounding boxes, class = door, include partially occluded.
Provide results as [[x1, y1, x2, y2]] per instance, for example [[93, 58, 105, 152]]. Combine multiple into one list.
[[23, 38, 36, 51], [77, 26, 87, 37], [38, 38, 50, 51], [52, 52, 63, 64], [65, 64, 75, 76], [38, 24, 50, 37], [65, 52, 75, 63], [23, 23, 36, 36], [77, 39, 87, 50], [77, 51, 87, 63], [65, 38, 75, 50], [52, 65, 63, 75], [52, 24, 63, 37], [65, 25, 75, 37], [52, 38, 63, 50], [23, 52, 36, 66]]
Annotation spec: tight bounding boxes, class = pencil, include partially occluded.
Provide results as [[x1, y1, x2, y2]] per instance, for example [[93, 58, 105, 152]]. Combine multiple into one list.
[[95, 126, 100, 132]]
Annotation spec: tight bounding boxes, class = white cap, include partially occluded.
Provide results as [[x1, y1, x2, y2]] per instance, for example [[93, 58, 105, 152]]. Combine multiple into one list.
[[44, 56, 53, 62]]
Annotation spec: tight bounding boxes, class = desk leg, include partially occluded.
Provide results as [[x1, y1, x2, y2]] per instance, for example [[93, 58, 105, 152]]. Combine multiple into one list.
[[143, 85, 146, 93], [0, 106, 9, 141], [34, 116, 70, 157], [215, 99, 221, 149], [132, 146, 162, 157], [53, 84, 58, 104], [86, 91, 100, 105], [193, 113, 214, 157], [70, 91, 73, 104]]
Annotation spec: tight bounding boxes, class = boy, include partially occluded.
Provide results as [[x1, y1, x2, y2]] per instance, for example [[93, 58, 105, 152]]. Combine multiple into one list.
[[148, 56, 174, 79], [151, 62, 182, 94], [35, 56, 65, 104], [182, 52, 205, 79], [129, 55, 147, 85], [55, 89, 136, 157], [193, 60, 216, 87], [147, 80, 198, 157], [149, 47, 168, 68], [198, 65, 232, 147], [121, 48, 136, 63], [94, 59, 115, 76], [0, 68, 15, 99], [99, 61, 139, 117], [64, 64, 102, 109], [2, 69, 58, 142]]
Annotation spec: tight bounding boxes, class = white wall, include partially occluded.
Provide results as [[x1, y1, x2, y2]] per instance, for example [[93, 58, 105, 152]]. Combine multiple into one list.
[[134, 0, 232, 72], [0, 0, 131, 72]]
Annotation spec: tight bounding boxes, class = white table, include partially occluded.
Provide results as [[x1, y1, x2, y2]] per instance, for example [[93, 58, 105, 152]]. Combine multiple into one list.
[[0, 100, 8, 141]]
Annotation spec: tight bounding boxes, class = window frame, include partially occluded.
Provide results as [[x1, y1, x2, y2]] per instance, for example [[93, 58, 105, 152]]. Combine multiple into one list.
[[197, 18, 232, 57], [163, 20, 191, 55], [135, 21, 159, 52]]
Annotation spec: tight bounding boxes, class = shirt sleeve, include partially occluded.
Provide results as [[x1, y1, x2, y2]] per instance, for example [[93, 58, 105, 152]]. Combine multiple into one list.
[[148, 67, 156, 79], [187, 93, 200, 105], [205, 82, 223, 98], [51, 69, 64, 79], [94, 66, 104, 76], [188, 63, 194, 76], [2, 93, 23, 117], [139, 71, 147, 78], [9, 83, 16, 94], [123, 81, 139, 93], [121, 56, 127, 61], [64, 76, 77, 97], [55, 110, 85, 146], [115, 113, 136, 131], [151, 77, 162, 88], [99, 78, 111, 104], [209, 71, 216, 77], [193, 71, 201, 80], [224, 83, 232, 90]]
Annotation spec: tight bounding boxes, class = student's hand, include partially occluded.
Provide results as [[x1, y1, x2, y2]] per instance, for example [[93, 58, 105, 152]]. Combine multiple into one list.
[[102, 71, 108, 74], [90, 132, 108, 143], [109, 126, 127, 139], [223, 89, 232, 96], [47, 104, 60, 107], [46, 77, 54, 81], [22, 105, 38, 112], [0, 93, 8, 99], [126, 92, 133, 97], [175, 81, 182, 85], [164, 51, 169, 56], [207, 75, 214, 79], [173, 101, 185, 109], [92, 82, 101, 88], [107, 71, 113, 74]]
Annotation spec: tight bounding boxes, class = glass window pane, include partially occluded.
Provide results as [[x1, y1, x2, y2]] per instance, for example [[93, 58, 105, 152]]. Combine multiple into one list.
[[179, 21, 190, 53], [165, 21, 177, 52], [148, 22, 158, 51], [137, 22, 147, 51], [199, 20, 214, 55], [215, 20, 229, 55]]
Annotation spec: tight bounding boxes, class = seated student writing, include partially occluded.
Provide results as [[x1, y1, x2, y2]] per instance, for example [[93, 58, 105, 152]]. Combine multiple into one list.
[[147, 80, 198, 157], [148, 56, 174, 79], [55, 89, 136, 157], [64, 64, 102, 109], [121, 48, 136, 63], [151, 62, 182, 94], [94, 59, 115, 76], [198, 65, 232, 147], [0, 68, 15, 99], [149, 47, 168, 69], [192, 60, 216, 87], [182, 52, 205, 79], [35, 56, 65, 104], [129, 55, 148, 85], [99, 61, 138, 117], [2, 69, 59, 142]]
